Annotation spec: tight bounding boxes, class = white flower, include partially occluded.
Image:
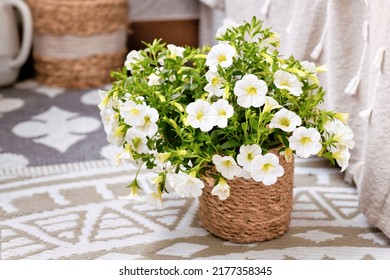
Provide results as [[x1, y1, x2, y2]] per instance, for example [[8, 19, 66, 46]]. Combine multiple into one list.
[[212, 99, 234, 128], [186, 99, 218, 132], [144, 176, 165, 208], [158, 56, 165, 66], [120, 100, 147, 126], [263, 96, 282, 112], [98, 89, 108, 100], [98, 89, 111, 110], [334, 113, 349, 125], [212, 155, 242, 180], [301, 61, 317, 74], [250, 153, 284, 185], [259, 33, 280, 53], [237, 144, 262, 171], [135, 96, 145, 102], [118, 188, 144, 201], [234, 74, 268, 108], [100, 107, 116, 134], [273, 70, 303, 96], [216, 18, 239, 38], [289, 126, 322, 158], [204, 70, 225, 97], [325, 120, 355, 149], [146, 192, 164, 209], [136, 107, 159, 137], [206, 43, 236, 71], [239, 169, 252, 179], [118, 180, 145, 201], [170, 172, 204, 198], [269, 108, 302, 132], [125, 128, 149, 154], [124, 50, 142, 71], [164, 170, 179, 193], [114, 143, 135, 166], [147, 73, 161, 86], [211, 178, 231, 200], [154, 152, 171, 165], [301, 61, 318, 84], [330, 144, 350, 172], [169, 74, 176, 82], [167, 44, 185, 58], [106, 121, 124, 147]]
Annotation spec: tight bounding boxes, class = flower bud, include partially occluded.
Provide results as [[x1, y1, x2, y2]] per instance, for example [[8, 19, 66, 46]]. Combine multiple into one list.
[[334, 113, 349, 125]]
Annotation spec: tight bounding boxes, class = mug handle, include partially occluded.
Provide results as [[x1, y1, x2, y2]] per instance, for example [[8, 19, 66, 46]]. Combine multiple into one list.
[[4, 0, 33, 68]]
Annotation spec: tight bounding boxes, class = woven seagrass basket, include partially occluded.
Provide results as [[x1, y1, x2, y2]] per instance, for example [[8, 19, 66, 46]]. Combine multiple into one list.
[[199, 149, 294, 243], [26, 0, 129, 89]]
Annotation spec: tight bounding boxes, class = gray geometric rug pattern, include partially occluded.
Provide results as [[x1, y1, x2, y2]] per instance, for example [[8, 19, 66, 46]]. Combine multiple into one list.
[[0, 80, 117, 175]]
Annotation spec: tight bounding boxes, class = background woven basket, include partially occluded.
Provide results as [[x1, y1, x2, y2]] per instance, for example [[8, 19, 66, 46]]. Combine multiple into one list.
[[199, 149, 294, 243], [26, 0, 129, 89]]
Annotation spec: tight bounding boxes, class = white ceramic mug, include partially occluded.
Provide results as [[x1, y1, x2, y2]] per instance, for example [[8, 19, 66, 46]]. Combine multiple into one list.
[[0, 0, 32, 87]]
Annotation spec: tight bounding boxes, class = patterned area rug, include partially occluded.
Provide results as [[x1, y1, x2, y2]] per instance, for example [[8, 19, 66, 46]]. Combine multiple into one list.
[[1, 157, 390, 260], [1, 81, 389, 260], [0, 80, 115, 177]]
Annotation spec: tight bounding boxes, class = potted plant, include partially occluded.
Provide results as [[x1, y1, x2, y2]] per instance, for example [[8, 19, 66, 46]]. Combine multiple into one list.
[[98, 17, 354, 243]]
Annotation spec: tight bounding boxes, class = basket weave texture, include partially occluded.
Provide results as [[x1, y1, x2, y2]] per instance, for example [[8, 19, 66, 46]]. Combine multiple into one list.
[[199, 149, 294, 243], [26, 0, 129, 89], [26, 0, 129, 36]]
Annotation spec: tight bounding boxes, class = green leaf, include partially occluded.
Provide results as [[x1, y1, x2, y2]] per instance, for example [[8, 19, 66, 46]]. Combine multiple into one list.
[[221, 140, 241, 150]]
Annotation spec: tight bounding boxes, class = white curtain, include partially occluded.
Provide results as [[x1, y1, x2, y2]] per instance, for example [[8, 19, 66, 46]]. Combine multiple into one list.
[[199, 0, 390, 238]]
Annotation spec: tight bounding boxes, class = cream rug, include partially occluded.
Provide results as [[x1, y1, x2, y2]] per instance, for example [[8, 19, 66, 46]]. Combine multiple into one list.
[[1, 157, 389, 260]]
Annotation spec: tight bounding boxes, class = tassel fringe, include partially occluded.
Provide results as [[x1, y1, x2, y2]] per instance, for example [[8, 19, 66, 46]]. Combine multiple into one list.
[[359, 107, 373, 120], [261, 0, 272, 17], [310, 1, 329, 61], [373, 47, 385, 71], [285, 22, 292, 34], [344, 21, 369, 95], [310, 43, 323, 60], [344, 76, 360, 95]]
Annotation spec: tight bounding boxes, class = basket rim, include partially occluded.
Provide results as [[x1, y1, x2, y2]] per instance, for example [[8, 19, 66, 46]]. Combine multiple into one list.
[[26, 0, 128, 7]]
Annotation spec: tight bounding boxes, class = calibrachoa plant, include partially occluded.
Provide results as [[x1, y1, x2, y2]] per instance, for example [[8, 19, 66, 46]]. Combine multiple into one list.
[[98, 17, 354, 208]]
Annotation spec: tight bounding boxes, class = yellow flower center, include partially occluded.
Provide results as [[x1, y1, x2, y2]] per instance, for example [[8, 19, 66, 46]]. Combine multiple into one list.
[[133, 137, 141, 148], [114, 125, 126, 137], [246, 86, 257, 95], [218, 109, 226, 117], [130, 186, 139, 196], [196, 111, 204, 121], [262, 163, 273, 172], [279, 80, 291, 87], [144, 115, 151, 124], [280, 117, 290, 127], [211, 77, 220, 86], [222, 160, 232, 168], [300, 136, 311, 145], [217, 54, 227, 63], [247, 153, 254, 160], [333, 134, 342, 143], [130, 108, 140, 115], [332, 150, 342, 160]]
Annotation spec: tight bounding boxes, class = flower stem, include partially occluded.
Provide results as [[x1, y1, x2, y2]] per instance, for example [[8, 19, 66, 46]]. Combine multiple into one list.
[[256, 107, 263, 144]]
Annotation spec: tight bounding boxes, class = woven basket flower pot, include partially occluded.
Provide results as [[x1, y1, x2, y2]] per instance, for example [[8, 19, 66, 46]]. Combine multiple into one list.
[[199, 150, 294, 243], [26, 0, 129, 89]]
